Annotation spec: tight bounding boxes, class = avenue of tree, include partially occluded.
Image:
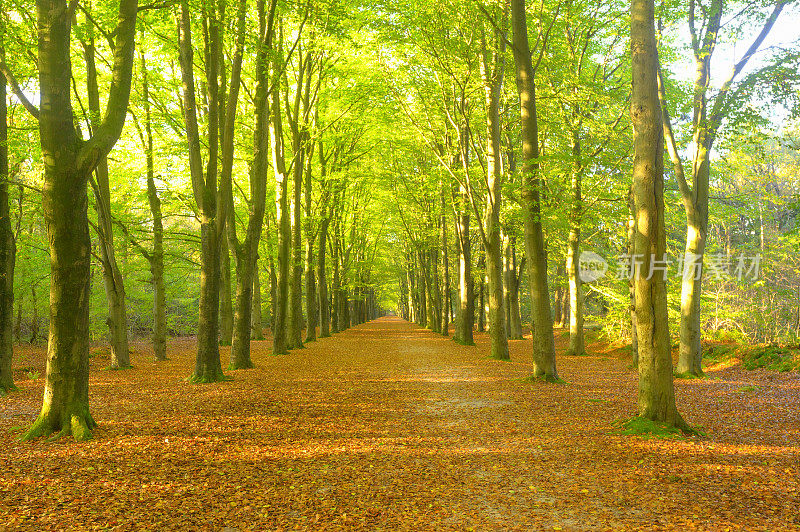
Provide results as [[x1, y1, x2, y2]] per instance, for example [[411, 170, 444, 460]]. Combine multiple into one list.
[[0, 0, 798, 439]]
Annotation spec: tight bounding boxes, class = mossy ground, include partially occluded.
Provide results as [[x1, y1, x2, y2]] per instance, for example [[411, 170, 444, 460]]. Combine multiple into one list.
[[741, 345, 799, 372], [616, 417, 704, 440], [452, 337, 475, 346]]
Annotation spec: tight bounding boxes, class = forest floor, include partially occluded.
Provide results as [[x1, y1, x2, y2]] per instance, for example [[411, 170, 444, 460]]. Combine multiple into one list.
[[1, 317, 799, 531]]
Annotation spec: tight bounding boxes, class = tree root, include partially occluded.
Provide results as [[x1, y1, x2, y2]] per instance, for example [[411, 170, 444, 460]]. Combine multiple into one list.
[[20, 408, 97, 442]]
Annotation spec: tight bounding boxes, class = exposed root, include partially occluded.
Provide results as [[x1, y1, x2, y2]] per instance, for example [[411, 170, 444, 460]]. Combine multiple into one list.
[[0, 382, 18, 396], [187, 371, 232, 384], [674, 370, 706, 380], [617, 416, 703, 439], [452, 337, 475, 346], [21, 408, 97, 442], [228, 360, 255, 371], [523, 374, 566, 384]]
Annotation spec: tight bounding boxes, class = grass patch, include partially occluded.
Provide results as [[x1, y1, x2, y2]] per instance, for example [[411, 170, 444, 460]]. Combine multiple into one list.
[[741, 346, 799, 372], [735, 385, 760, 393]]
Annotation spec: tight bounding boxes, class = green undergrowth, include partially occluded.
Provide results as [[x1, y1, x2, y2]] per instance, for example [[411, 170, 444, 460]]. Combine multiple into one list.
[[703, 344, 735, 366], [616, 417, 704, 440], [741, 345, 800, 372], [700, 343, 800, 373]]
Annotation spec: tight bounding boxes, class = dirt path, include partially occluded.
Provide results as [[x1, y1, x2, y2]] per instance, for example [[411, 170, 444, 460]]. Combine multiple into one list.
[[1, 317, 799, 530]]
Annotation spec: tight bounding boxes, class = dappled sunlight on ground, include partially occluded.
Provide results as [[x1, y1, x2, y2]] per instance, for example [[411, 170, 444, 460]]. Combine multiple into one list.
[[1, 316, 798, 529]]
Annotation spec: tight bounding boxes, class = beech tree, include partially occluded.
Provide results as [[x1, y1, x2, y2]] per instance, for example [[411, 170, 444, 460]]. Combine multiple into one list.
[[22, 0, 139, 440], [658, 0, 790, 377], [0, 9, 15, 395], [177, 0, 227, 382], [629, 0, 686, 428], [510, 0, 557, 379]]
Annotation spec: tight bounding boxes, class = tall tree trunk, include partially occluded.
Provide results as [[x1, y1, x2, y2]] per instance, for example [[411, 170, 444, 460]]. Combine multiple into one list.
[[511, 0, 557, 378], [477, 252, 486, 332], [140, 40, 167, 361], [339, 283, 349, 331], [0, 40, 15, 395], [630, 0, 685, 428], [453, 186, 474, 344], [406, 260, 417, 323], [553, 283, 563, 328], [508, 240, 523, 339], [503, 233, 523, 339], [331, 236, 340, 333], [304, 157, 317, 342], [266, 217, 277, 331], [287, 157, 304, 348], [251, 260, 264, 340], [271, 58, 290, 355], [178, 0, 226, 382], [564, 129, 585, 356], [24, 0, 138, 440], [219, 238, 233, 345], [440, 195, 450, 337], [228, 0, 271, 369], [429, 248, 442, 333], [453, 124, 474, 344], [480, 26, 509, 361], [318, 217, 330, 337], [30, 286, 38, 344], [417, 251, 427, 327], [84, 29, 130, 369], [628, 186, 638, 367], [286, 97, 306, 349]]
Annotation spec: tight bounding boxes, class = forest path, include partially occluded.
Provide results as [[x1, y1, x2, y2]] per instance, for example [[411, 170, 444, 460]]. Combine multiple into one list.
[[2, 316, 799, 530]]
